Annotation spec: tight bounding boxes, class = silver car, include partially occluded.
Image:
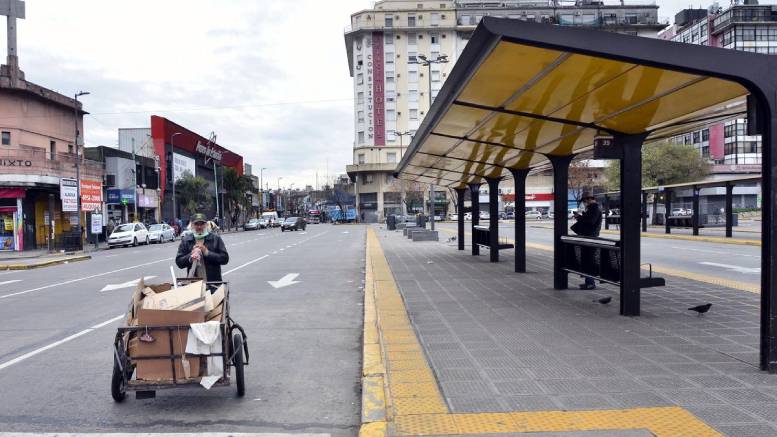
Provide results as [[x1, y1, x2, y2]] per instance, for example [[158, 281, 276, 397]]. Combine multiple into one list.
[[148, 223, 175, 243]]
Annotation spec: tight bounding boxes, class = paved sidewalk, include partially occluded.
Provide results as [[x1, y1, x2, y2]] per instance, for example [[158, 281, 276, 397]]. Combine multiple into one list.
[[370, 226, 777, 437]]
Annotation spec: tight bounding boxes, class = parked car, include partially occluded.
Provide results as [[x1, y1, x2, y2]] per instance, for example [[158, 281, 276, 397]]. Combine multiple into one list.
[[568, 208, 579, 219], [546, 211, 554, 219], [257, 218, 269, 229], [281, 216, 307, 232], [108, 223, 149, 248], [147, 223, 175, 243], [526, 210, 543, 220], [500, 211, 515, 220], [448, 213, 459, 221], [464, 212, 472, 221], [479, 211, 490, 220], [433, 214, 444, 221], [243, 218, 262, 231]]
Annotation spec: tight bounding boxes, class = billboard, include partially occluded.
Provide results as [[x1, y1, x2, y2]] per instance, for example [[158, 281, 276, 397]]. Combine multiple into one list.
[[173, 153, 196, 181], [80, 179, 103, 212], [60, 178, 78, 212]]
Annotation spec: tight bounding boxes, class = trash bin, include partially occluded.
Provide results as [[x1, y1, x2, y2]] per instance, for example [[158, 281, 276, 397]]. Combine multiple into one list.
[[387, 214, 396, 230]]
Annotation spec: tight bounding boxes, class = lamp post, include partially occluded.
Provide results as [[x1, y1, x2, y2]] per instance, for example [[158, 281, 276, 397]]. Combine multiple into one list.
[[289, 183, 295, 216], [260, 167, 267, 213], [277, 177, 283, 214], [394, 130, 413, 217], [73, 91, 89, 248], [170, 132, 182, 222], [410, 54, 448, 230]]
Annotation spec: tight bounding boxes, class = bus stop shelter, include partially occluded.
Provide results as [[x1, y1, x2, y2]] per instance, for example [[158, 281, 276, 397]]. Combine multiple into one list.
[[395, 17, 777, 372]]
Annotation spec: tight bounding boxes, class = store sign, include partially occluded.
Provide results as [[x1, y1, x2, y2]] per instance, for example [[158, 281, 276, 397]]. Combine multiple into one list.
[[80, 179, 103, 212], [0, 159, 32, 167], [137, 191, 158, 208], [60, 178, 78, 212], [173, 153, 196, 181], [195, 142, 223, 163], [91, 214, 103, 234], [107, 188, 135, 205]]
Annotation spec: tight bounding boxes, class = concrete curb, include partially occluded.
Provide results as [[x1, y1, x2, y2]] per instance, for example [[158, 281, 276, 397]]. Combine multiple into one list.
[[0, 255, 91, 271]]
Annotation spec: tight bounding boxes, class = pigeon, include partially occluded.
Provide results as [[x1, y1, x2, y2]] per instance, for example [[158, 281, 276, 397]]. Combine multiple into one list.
[[597, 296, 612, 305], [688, 303, 712, 315]]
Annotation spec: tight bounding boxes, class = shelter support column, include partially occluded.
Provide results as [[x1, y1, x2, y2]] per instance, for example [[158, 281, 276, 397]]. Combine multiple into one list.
[[664, 190, 672, 234], [759, 94, 777, 372], [692, 186, 700, 236], [619, 133, 648, 317], [550, 155, 573, 290], [456, 188, 466, 250], [510, 168, 529, 273], [469, 183, 481, 256], [641, 191, 648, 232], [603, 194, 610, 230], [486, 177, 500, 263], [725, 183, 734, 238]]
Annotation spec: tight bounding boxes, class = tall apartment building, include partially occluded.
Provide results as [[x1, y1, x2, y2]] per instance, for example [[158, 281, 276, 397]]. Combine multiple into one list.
[[345, 0, 665, 222], [659, 1, 777, 172]]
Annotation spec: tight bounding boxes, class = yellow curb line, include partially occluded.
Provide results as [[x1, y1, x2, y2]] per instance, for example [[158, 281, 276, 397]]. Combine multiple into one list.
[[439, 228, 760, 294], [0, 255, 91, 270]]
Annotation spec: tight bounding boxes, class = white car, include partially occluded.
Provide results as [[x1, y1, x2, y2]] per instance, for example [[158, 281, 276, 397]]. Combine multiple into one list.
[[448, 213, 459, 221], [526, 210, 543, 220], [464, 212, 472, 221], [108, 223, 149, 248], [148, 223, 175, 243]]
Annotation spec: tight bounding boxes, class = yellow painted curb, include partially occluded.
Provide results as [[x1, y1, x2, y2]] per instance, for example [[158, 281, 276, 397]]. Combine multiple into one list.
[[0, 255, 91, 270], [360, 421, 388, 437]]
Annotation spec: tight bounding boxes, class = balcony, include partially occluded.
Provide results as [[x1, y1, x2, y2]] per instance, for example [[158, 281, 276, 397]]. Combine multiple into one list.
[[0, 146, 104, 186]]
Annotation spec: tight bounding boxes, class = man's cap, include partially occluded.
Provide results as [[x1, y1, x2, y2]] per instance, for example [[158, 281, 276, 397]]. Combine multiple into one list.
[[191, 213, 207, 224], [580, 192, 596, 201]]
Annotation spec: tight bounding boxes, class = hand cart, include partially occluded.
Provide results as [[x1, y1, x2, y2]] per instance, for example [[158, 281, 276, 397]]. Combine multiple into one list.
[[111, 279, 249, 401]]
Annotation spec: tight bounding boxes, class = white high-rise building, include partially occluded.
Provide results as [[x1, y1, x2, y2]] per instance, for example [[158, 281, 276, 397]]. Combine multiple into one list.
[[345, 0, 665, 222]]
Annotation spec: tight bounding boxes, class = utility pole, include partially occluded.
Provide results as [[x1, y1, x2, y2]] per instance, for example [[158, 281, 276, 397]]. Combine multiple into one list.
[[260, 167, 266, 214], [131, 137, 138, 221], [74, 91, 89, 248]]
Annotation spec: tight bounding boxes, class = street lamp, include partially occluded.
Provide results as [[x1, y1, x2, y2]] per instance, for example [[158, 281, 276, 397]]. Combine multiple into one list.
[[393, 130, 414, 218], [260, 167, 267, 213], [73, 91, 89, 249], [410, 54, 448, 231], [170, 132, 183, 222], [277, 177, 283, 213]]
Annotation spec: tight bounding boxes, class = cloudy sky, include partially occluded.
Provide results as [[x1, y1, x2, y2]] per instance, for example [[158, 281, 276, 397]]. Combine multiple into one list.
[[11, 0, 694, 189]]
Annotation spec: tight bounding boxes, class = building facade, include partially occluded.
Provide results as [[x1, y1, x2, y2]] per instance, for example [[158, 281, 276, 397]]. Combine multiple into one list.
[[344, 0, 664, 222]]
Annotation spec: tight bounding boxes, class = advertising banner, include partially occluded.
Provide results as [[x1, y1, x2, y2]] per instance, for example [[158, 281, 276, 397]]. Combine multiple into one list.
[[60, 178, 78, 212], [173, 153, 196, 181], [107, 189, 135, 205], [80, 179, 103, 212], [91, 214, 103, 234]]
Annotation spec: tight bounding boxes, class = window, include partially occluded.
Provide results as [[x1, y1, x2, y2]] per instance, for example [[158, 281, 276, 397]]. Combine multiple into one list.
[[431, 71, 441, 82], [358, 132, 365, 144], [386, 90, 396, 102], [50, 141, 56, 159], [409, 89, 419, 102], [385, 54, 394, 65], [702, 129, 710, 142], [408, 15, 416, 27], [386, 173, 394, 185], [364, 174, 374, 184], [431, 13, 440, 26], [68, 144, 74, 154], [387, 152, 397, 163], [386, 74, 395, 84], [384, 33, 393, 45], [408, 51, 417, 63], [1, 131, 9, 146], [410, 109, 418, 120], [357, 91, 364, 103], [408, 71, 418, 82], [430, 34, 439, 44], [357, 73, 364, 85], [386, 109, 396, 121], [407, 32, 417, 45], [692, 131, 700, 144], [357, 110, 365, 123], [358, 153, 366, 164], [385, 16, 393, 27]]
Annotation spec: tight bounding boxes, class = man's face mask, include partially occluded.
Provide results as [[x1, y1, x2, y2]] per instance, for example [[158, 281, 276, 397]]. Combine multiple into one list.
[[193, 223, 209, 240]]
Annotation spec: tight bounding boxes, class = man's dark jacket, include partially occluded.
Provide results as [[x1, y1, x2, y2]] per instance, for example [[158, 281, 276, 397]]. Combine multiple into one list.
[[175, 233, 229, 282], [571, 202, 603, 237]]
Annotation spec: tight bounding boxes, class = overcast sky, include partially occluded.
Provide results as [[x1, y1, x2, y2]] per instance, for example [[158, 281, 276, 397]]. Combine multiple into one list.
[[10, 0, 700, 189]]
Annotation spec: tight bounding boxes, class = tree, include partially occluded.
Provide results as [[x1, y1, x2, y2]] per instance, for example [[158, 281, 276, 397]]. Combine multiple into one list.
[[569, 160, 600, 202], [222, 167, 254, 230], [175, 172, 212, 216], [604, 141, 709, 190]]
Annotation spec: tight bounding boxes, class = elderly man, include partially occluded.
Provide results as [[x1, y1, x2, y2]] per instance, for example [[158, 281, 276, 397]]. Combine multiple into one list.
[[571, 193, 603, 290], [176, 213, 229, 282]]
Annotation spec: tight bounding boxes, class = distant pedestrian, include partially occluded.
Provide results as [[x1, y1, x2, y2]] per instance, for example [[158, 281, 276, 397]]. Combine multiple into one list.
[[571, 192, 602, 290]]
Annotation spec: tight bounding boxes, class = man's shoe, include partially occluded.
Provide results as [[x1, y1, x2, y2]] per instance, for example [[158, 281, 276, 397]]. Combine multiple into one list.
[[579, 283, 596, 290]]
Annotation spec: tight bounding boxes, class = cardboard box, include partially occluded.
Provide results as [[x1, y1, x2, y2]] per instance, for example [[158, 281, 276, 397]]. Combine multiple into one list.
[[206, 303, 224, 322], [126, 278, 175, 325], [130, 309, 206, 382], [141, 281, 205, 311]]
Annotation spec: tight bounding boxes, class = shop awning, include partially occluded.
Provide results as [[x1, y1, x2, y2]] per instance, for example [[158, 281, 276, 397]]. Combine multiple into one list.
[[396, 18, 765, 188]]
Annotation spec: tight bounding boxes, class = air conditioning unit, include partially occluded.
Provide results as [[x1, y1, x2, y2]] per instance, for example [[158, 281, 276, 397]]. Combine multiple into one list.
[[442, 14, 446, 19], [397, 73, 401, 77], [104, 174, 116, 187], [420, 72, 424, 77]]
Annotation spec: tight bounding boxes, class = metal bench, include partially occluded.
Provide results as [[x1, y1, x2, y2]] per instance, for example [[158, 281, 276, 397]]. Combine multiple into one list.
[[560, 235, 664, 288], [473, 225, 514, 250]]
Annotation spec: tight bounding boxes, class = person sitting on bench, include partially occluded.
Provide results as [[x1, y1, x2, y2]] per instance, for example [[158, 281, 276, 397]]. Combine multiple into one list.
[[571, 192, 603, 290]]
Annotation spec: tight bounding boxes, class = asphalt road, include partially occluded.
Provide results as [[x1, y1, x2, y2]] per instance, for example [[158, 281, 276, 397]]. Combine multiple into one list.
[[0, 224, 365, 436], [435, 221, 761, 285]]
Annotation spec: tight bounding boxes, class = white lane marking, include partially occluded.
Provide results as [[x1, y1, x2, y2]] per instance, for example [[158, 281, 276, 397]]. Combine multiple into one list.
[[100, 276, 157, 293], [699, 261, 760, 274], [104, 254, 119, 258], [342, 231, 350, 234], [671, 246, 759, 258], [223, 255, 269, 276], [268, 273, 301, 289], [299, 232, 307, 235], [0, 280, 21, 286], [0, 314, 123, 371], [0, 257, 171, 299], [272, 251, 278, 254]]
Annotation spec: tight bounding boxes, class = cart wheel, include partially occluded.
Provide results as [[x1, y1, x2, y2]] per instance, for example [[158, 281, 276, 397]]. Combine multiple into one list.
[[232, 332, 245, 397], [111, 354, 127, 402]]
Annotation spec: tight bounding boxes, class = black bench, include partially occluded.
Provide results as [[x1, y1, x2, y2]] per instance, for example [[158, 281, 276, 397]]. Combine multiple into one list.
[[473, 225, 514, 250], [667, 215, 696, 228], [560, 235, 664, 288]]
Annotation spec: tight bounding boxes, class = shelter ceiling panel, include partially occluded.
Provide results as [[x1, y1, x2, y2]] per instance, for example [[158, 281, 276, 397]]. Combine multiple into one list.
[[503, 52, 637, 117], [533, 127, 597, 157], [446, 143, 523, 166], [596, 78, 747, 133], [458, 43, 567, 107], [423, 134, 461, 155], [434, 105, 492, 138], [466, 112, 541, 148]]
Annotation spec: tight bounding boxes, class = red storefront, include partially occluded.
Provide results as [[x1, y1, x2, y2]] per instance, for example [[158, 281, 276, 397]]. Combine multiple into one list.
[[150, 116, 244, 222]]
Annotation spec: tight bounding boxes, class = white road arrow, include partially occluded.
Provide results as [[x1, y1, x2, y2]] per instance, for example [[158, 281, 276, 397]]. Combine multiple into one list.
[[268, 273, 301, 289], [100, 276, 157, 292], [699, 262, 760, 274]]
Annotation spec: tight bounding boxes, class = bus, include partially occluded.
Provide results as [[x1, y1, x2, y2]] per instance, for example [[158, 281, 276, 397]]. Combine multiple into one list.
[[307, 210, 321, 224]]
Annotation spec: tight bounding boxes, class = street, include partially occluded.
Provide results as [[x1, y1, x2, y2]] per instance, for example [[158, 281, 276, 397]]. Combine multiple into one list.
[[0, 225, 364, 436]]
